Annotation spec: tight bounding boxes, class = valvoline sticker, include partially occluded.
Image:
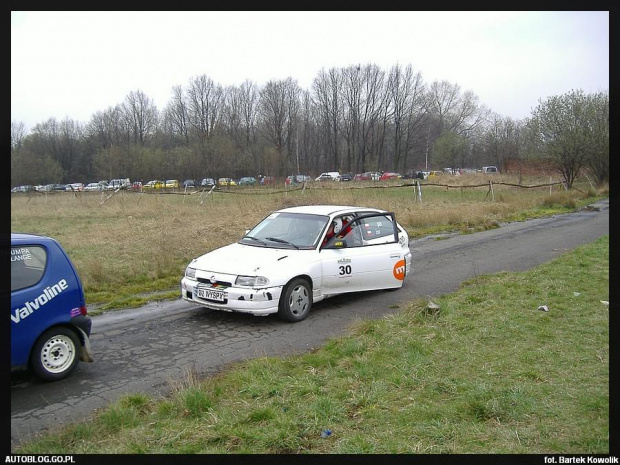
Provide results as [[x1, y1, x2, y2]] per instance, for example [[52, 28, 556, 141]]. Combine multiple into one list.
[[393, 260, 406, 280]]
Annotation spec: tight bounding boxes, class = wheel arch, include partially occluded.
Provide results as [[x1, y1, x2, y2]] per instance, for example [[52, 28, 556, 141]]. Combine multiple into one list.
[[285, 273, 313, 291]]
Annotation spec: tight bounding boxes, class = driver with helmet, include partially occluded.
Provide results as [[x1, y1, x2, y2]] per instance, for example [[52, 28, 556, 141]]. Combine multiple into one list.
[[322, 216, 352, 246]]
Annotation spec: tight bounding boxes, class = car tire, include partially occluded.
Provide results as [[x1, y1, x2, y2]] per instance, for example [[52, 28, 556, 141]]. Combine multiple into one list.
[[30, 327, 81, 381], [278, 278, 312, 322]]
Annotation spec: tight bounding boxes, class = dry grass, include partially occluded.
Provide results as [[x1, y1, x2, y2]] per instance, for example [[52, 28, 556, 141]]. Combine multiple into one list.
[[10, 177, 604, 309]]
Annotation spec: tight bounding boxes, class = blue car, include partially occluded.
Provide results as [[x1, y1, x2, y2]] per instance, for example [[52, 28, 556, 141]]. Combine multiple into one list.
[[11, 233, 93, 381]]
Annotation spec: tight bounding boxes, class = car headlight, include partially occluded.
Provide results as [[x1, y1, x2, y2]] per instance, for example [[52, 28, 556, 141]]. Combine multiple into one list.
[[235, 275, 270, 287], [185, 266, 196, 279]]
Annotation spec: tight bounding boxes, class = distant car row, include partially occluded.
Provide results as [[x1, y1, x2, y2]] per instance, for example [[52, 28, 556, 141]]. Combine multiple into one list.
[[11, 178, 133, 194], [12, 167, 501, 193], [316, 171, 400, 182]]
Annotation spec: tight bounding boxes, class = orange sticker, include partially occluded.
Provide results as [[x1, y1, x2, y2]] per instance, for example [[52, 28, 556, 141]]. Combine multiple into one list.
[[393, 259, 406, 280]]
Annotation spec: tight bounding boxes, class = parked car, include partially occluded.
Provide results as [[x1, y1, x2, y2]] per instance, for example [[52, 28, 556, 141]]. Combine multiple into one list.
[[165, 179, 179, 188], [200, 178, 216, 188], [131, 181, 143, 192], [426, 171, 444, 179], [181, 205, 412, 323], [379, 172, 402, 181], [482, 166, 499, 174], [315, 172, 340, 181], [182, 179, 195, 189], [11, 233, 93, 381], [354, 172, 380, 181], [84, 182, 102, 192], [143, 180, 164, 189], [337, 173, 354, 182], [238, 176, 258, 186], [108, 178, 131, 190], [13, 185, 35, 192], [65, 183, 84, 191], [218, 177, 237, 187]]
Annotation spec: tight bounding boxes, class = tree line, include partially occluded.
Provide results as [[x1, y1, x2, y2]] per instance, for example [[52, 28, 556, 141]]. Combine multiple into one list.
[[10, 63, 609, 190]]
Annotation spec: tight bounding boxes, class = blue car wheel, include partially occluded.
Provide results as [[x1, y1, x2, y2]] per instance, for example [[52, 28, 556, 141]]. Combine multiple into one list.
[[30, 327, 81, 381]]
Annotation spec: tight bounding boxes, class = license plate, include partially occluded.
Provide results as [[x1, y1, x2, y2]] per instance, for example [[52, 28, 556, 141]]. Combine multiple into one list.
[[195, 287, 227, 302]]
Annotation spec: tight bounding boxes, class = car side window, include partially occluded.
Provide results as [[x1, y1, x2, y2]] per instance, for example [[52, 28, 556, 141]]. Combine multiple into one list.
[[11, 245, 47, 291], [325, 213, 397, 248], [359, 216, 396, 243]]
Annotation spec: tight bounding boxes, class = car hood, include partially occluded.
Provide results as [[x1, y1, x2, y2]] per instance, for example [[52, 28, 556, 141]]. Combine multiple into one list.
[[190, 242, 305, 276]]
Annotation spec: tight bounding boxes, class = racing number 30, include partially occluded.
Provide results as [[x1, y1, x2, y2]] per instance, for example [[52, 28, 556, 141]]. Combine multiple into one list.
[[339, 265, 352, 275]]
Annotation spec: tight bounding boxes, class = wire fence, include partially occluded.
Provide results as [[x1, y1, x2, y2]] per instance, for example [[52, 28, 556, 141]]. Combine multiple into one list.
[[19, 178, 572, 207]]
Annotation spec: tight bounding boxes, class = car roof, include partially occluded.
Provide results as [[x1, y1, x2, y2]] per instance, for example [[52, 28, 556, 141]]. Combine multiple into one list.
[[11, 233, 56, 245], [276, 205, 384, 216]]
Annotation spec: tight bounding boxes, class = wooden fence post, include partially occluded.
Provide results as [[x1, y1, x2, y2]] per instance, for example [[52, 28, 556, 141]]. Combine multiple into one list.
[[199, 185, 216, 205]]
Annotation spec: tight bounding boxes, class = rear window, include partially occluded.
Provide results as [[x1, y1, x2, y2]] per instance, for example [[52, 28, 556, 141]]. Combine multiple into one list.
[[11, 245, 48, 291], [360, 216, 395, 242]]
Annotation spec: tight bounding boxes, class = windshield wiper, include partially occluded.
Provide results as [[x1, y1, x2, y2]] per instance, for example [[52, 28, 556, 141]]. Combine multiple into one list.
[[265, 237, 299, 249], [243, 235, 267, 246]]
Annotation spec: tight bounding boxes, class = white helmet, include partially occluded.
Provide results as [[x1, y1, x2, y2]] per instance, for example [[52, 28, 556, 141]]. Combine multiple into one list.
[[332, 217, 343, 234]]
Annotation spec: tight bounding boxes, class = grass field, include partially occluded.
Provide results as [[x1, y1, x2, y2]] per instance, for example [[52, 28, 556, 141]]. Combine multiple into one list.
[[14, 235, 609, 453], [11, 174, 605, 313]]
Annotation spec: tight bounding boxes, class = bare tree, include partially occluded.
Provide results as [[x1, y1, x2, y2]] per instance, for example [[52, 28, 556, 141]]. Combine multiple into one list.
[[340, 64, 387, 173], [121, 90, 158, 146], [427, 80, 461, 134], [164, 85, 191, 146], [11, 121, 27, 151], [312, 67, 343, 172], [186, 75, 224, 147], [386, 64, 427, 173], [257, 78, 301, 176], [59, 118, 86, 180]]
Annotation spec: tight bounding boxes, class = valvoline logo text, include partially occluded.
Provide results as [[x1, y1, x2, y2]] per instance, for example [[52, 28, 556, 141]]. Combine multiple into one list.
[[11, 278, 69, 324]]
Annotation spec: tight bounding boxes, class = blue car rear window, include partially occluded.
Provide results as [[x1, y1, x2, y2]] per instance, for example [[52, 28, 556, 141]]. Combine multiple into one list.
[[11, 245, 47, 291]]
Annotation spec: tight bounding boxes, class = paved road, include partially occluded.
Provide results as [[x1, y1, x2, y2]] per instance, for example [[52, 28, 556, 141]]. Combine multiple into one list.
[[9, 199, 609, 451]]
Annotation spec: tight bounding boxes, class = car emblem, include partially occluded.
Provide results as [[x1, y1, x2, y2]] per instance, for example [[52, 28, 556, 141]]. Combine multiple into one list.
[[210, 275, 217, 284]]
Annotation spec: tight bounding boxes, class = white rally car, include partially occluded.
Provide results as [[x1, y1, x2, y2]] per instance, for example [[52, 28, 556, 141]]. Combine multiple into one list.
[[181, 205, 412, 322]]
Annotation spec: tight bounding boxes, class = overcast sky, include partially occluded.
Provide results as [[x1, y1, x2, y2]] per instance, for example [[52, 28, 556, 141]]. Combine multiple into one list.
[[11, 11, 609, 133]]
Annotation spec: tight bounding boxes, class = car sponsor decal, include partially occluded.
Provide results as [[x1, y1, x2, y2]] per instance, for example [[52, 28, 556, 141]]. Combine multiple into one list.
[[393, 260, 406, 280], [11, 278, 69, 324], [11, 247, 33, 261], [70, 307, 82, 317]]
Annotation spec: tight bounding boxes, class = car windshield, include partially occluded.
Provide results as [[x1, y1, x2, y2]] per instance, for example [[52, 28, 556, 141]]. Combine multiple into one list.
[[240, 212, 329, 249]]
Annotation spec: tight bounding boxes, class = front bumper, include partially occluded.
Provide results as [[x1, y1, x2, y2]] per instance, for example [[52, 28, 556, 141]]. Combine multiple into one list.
[[181, 277, 282, 316]]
